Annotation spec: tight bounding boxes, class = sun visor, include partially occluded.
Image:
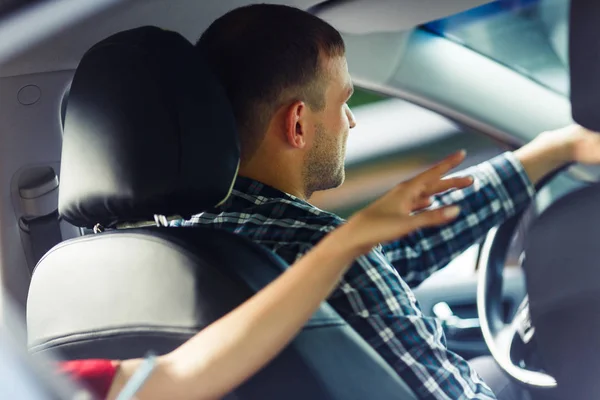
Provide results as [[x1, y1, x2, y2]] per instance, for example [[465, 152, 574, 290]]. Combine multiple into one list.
[[311, 0, 494, 34]]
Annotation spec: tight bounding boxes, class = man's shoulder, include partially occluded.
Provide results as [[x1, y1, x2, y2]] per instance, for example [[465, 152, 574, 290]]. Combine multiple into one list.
[[181, 193, 344, 242]]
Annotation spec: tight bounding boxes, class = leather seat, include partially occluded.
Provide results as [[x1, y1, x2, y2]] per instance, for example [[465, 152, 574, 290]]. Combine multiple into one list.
[[26, 27, 417, 400]]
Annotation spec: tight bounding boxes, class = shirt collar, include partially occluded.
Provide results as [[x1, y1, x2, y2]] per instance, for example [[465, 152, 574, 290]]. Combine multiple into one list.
[[233, 176, 311, 206]]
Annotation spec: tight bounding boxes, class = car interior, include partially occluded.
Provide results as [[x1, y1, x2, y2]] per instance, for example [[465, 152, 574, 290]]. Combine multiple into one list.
[[1, 0, 600, 398]]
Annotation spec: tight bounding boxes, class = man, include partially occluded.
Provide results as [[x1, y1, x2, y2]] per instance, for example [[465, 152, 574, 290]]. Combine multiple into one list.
[[180, 4, 600, 399]]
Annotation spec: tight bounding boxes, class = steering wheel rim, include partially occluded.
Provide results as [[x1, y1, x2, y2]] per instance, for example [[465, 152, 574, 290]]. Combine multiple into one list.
[[477, 213, 557, 389]]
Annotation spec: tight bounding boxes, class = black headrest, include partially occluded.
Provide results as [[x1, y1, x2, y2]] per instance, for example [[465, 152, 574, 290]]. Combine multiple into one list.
[[59, 26, 239, 228]]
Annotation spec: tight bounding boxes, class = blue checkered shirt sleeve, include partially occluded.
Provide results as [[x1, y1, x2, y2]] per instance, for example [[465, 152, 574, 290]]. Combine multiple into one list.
[[382, 152, 535, 288]]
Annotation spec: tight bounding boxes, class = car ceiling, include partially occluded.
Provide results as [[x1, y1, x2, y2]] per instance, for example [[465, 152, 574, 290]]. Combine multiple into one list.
[[0, 0, 493, 78]]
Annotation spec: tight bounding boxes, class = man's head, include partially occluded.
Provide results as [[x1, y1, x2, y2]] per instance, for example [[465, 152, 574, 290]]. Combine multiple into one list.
[[197, 4, 356, 199]]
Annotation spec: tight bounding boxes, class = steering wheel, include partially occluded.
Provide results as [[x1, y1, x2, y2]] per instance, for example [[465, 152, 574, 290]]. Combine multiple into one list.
[[476, 194, 557, 389]]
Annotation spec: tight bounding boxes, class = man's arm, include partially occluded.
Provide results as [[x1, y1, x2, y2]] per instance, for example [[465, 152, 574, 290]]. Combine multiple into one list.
[[383, 152, 534, 287], [384, 125, 600, 287], [514, 124, 600, 184]]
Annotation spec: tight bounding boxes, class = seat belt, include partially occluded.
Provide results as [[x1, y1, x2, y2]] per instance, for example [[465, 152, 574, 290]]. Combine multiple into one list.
[[23, 211, 63, 270], [16, 166, 63, 272]]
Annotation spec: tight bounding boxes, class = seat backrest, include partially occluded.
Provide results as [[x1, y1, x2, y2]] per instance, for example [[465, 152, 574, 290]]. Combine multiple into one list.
[[26, 26, 417, 399], [28, 228, 416, 399]]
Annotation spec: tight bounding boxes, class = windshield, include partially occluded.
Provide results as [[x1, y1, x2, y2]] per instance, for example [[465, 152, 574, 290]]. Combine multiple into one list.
[[424, 0, 569, 95]]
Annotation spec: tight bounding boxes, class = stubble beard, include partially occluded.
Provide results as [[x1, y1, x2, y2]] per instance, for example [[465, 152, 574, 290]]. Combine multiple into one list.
[[303, 124, 346, 199]]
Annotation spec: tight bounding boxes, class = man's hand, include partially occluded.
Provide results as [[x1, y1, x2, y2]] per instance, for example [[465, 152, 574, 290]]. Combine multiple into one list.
[[338, 151, 473, 256], [515, 124, 600, 185]]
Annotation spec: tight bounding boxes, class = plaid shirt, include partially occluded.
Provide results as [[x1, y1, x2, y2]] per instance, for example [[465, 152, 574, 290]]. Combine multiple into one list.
[[177, 152, 535, 399]]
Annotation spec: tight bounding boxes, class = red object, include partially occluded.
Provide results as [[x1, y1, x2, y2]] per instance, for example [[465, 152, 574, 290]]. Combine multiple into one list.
[[58, 359, 119, 399]]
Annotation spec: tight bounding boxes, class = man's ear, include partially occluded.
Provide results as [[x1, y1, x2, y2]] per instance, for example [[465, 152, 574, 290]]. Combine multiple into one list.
[[284, 100, 309, 149]]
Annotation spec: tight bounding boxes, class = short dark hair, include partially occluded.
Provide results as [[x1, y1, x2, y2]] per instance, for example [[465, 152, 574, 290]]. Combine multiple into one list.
[[197, 4, 345, 162]]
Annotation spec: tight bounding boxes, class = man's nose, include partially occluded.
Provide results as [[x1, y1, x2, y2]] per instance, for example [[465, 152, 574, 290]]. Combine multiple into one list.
[[345, 104, 357, 129]]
